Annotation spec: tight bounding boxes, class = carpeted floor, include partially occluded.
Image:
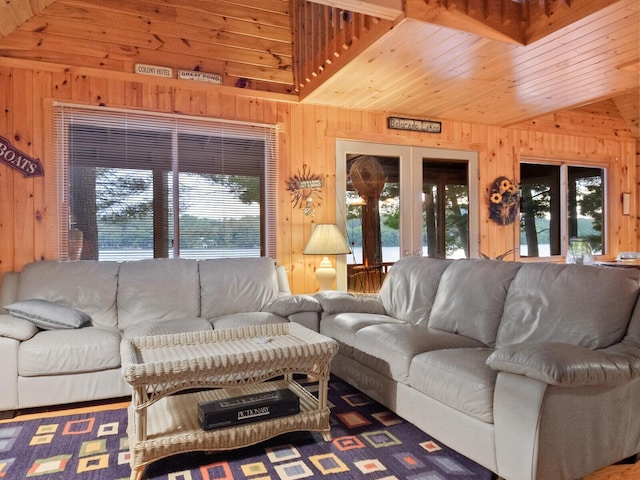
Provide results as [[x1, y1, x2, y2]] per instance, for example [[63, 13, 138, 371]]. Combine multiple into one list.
[[1, 376, 638, 479], [0, 376, 495, 479]]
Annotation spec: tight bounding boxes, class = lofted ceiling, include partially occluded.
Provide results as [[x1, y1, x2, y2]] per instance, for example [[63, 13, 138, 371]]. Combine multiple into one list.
[[0, 0, 637, 136]]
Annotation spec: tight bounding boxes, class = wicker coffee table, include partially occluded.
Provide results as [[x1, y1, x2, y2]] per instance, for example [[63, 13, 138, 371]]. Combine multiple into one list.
[[121, 323, 338, 480]]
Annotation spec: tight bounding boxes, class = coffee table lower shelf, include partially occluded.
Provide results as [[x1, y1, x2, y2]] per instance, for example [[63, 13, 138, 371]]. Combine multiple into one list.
[[128, 380, 331, 480]]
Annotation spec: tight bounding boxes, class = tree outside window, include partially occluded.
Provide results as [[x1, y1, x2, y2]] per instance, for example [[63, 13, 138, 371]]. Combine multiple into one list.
[[55, 105, 278, 261], [520, 162, 604, 258]]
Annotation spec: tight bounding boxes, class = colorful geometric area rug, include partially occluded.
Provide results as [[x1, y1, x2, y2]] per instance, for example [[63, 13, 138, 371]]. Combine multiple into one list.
[[0, 376, 495, 479]]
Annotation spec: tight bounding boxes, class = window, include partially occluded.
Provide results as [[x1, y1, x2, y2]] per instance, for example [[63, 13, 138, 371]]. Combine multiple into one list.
[[520, 161, 605, 258], [53, 103, 279, 261]]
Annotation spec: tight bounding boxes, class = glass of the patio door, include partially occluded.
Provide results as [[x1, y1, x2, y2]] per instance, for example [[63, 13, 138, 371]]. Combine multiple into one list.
[[336, 141, 478, 291], [421, 160, 470, 258], [346, 154, 401, 292]]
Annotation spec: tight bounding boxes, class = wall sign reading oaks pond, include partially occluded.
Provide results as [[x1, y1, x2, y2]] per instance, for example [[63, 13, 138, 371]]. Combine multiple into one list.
[[0, 135, 44, 177]]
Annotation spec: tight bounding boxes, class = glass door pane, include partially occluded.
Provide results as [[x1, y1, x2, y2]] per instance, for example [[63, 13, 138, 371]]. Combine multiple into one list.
[[346, 154, 400, 265], [422, 160, 470, 259], [346, 154, 400, 292], [336, 140, 478, 292]]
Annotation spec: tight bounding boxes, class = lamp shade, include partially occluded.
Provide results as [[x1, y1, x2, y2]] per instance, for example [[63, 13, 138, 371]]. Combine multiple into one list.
[[304, 224, 351, 255]]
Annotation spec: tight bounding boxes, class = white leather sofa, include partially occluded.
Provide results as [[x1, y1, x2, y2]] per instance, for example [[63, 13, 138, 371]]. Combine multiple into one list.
[[317, 257, 640, 480], [0, 257, 320, 417]]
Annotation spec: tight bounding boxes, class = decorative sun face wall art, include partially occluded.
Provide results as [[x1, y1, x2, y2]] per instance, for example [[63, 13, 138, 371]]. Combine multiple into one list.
[[489, 176, 520, 225], [285, 164, 323, 216]]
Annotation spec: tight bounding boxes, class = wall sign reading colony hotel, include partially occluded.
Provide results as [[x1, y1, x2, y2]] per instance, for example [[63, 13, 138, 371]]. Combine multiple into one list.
[[388, 116, 442, 134], [0, 135, 44, 177]]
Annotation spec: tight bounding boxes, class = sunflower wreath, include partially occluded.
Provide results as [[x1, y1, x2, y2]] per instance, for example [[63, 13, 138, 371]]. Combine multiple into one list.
[[489, 176, 520, 225]]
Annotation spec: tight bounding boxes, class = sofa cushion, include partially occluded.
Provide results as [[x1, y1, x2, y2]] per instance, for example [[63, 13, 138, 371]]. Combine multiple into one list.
[[409, 348, 497, 423], [379, 257, 452, 324], [117, 258, 200, 330], [210, 312, 286, 329], [428, 259, 522, 347], [497, 263, 640, 349], [122, 317, 212, 339], [5, 299, 92, 330], [320, 312, 405, 358], [262, 294, 322, 317], [18, 327, 121, 376], [200, 257, 280, 319], [353, 324, 486, 382], [314, 291, 385, 315], [15, 260, 119, 329]]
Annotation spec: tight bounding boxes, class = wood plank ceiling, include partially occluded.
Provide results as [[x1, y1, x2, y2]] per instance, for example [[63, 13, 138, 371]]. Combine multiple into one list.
[[0, 0, 637, 136]]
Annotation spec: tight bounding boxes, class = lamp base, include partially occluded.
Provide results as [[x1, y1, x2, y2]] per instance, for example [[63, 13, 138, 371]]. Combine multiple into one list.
[[315, 256, 337, 291]]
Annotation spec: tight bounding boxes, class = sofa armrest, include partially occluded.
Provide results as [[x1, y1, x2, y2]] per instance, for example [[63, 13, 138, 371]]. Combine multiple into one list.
[[486, 341, 640, 387], [262, 294, 322, 317], [314, 291, 385, 315], [0, 314, 39, 341]]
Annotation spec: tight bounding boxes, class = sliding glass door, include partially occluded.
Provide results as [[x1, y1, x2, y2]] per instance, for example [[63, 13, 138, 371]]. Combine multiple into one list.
[[336, 140, 478, 291]]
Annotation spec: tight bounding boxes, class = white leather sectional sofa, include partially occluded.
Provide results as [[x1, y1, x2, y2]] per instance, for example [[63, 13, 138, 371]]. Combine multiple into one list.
[[316, 257, 640, 480], [0, 257, 320, 417]]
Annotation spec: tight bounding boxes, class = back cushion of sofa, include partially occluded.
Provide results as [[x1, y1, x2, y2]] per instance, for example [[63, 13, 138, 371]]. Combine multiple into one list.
[[429, 259, 522, 346], [380, 257, 452, 324], [16, 260, 120, 329], [117, 258, 200, 330], [497, 263, 640, 349], [199, 257, 279, 319]]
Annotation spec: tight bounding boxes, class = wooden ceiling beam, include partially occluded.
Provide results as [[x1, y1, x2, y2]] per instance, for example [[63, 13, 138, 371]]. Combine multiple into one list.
[[525, 0, 623, 44], [405, 0, 526, 44], [405, 0, 623, 45], [305, 0, 404, 21]]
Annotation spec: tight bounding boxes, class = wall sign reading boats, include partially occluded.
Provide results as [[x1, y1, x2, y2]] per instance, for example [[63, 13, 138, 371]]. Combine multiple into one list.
[[387, 116, 442, 134], [0, 135, 44, 177]]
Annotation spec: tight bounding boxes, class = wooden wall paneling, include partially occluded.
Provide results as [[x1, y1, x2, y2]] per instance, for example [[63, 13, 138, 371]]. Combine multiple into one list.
[[360, 109, 379, 135], [482, 126, 508, 259], [285, 102, 306, 291], [172, 86, 193, 114], [300, 103, 321, 292], [0, 66, 15, 274], [124, 81, 144, 108], [219, 92, 238, 119], [205, 89, 223, 118], [174, 83, 207, 115], [42, 97, 61, 263], [88, 75, 108, 107], [276, 102, 292, 274], [11, 69, 36, 270], [103, 77, 125, 107], [31, 68, 51, 263], [234, 95, 260, 122], [189, 88, 208, 116], [69, 73, 92, 103], [52, 70, 72, 101], [140, 83, 174, 112]]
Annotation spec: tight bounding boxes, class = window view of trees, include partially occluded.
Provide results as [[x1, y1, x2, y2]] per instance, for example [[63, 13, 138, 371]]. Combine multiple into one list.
[[520, 162, 604, 257], [422, 162, 469, 258], [58, 107, 276, 261]]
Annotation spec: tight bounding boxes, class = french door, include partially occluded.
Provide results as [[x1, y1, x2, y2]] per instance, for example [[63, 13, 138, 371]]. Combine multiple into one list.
[[335, 140, 479, 291]]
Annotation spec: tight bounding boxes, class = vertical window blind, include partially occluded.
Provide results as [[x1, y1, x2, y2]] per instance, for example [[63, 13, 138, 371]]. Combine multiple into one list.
[[52, 103, 279, 261]]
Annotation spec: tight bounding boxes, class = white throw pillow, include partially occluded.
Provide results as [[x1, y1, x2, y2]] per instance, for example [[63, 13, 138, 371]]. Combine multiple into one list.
[[4, 299, 92, 330]]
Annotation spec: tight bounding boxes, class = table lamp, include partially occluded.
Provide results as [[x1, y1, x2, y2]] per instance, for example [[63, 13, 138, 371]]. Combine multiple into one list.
[[304, 224, 351, 290]]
